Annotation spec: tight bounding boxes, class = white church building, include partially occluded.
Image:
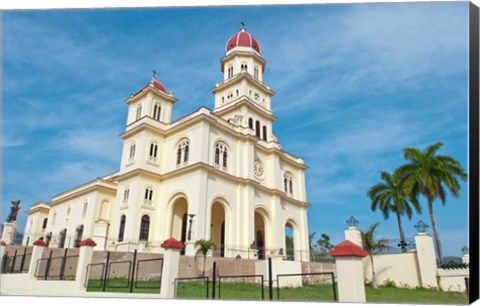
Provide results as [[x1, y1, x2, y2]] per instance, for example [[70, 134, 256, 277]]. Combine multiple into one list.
[[21, 26, 311, 261]]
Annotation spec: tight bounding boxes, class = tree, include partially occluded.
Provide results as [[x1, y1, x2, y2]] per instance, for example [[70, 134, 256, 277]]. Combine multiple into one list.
[[194, 239, 216, 276], [396, 142, 467, 265], [361, 222, 390, 289], [317, 233, 334, 254], [308, 232, 317, 254], [367, 171, 421, 251]]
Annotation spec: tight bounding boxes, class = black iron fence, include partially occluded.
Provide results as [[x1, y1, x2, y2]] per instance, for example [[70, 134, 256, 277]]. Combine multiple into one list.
[[174, 258, 337, 302], [1, 248, 32, 274], [34, 249, 79, 280], [85, 249, 163, 293]]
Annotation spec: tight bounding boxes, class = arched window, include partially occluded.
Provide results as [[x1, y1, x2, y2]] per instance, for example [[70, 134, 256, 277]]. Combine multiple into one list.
[[136, 104, 142, 120], [42, 218, 48, 229], [139, 215, 150, 241], [228, 66, 233, 78], [149, 142, 158, 161], [74, 224, 84, 248], [118, 215, 126, 242], [254, 67, 259, 79], [262, 126, 267, 141], [82, 200, 88, 216], [255, 120, 261, 137], [58, 229, 67, 248], [144, 186, 153, 202], [129, 143, 136, 161], [214, 142, 228, 170], [123, 186, 130, 202], [176, 139, 190, 166], [153, 103, 161, 121], [284, 172, 293, 195], [248, 118, 253, 129]]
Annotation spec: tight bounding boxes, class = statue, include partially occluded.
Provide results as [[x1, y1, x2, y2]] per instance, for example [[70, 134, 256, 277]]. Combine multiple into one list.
[[6, 200, 21, 222]]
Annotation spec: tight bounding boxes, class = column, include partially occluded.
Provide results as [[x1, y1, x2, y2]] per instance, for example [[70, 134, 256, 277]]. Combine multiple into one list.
[[75, 238, 97, 291], [330, 240, 368, 303], [160, 237, 184, 298], [414, 233, 438, 288]]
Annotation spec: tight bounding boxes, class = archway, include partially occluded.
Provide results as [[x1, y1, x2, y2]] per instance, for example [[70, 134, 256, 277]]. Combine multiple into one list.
[[170, 197, 188, 243], [254, 210, 268, 260], [285, 223, 295, 261], [211, 202, 226, 257]]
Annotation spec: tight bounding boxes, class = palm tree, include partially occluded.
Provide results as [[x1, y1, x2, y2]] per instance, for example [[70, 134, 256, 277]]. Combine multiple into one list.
[[367, 171, 421, 251], [194, 239, 216, 276], [361, 222, 390, 289], [396, 142, 467, 266]]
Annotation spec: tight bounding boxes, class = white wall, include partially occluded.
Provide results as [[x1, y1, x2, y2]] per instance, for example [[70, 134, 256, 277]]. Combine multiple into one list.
[[363, 252, 421, 288]]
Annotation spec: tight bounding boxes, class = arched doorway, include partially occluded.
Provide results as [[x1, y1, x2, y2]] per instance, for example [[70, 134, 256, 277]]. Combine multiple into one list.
[[211, 202, 226, 257], [254, 210, 268, 260], [285, 222, 295, 261], [170, 197, 188, 243]]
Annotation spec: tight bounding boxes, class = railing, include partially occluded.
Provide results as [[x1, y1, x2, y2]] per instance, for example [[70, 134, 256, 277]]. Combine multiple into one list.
[[85, 250, 163, 293], [1, 248, 32, 274], [34, 249, 79, 280]]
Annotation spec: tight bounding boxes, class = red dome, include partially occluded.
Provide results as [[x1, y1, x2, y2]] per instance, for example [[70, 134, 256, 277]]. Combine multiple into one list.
[[226, 28, 260, 53]]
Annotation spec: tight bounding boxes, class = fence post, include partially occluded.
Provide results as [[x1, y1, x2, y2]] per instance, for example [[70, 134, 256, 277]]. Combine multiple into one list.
[[160, 238, 183, 298], [212, 261, 217, 299], [102, 252, 110, 292], [20, 247, 27, 272], [10, 249, 18, 273], [330, 240, 368, 303], [75, 238, 97, 291], [129, 249, 137, 293], [45, 250, 53, 280], [28, 239, 46, 283], [268, 257, 273, 300], [465, 277, 469, 296], [60, 248, 68, 280]]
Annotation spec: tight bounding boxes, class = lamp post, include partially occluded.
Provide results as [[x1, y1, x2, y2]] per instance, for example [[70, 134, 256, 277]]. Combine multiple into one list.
[[187, 214, 195, 241]]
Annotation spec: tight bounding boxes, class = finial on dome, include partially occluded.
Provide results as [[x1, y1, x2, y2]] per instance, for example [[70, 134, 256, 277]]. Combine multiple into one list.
[[152, 69, 158, 80], [240, 21, 246, 32]]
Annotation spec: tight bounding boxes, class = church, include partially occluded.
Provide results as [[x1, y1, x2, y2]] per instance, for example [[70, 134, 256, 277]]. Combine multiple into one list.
[[21, 26, 311, 261]]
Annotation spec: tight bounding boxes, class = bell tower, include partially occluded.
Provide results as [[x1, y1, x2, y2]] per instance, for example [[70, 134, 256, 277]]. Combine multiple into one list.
[[212, 25, 276, 142]]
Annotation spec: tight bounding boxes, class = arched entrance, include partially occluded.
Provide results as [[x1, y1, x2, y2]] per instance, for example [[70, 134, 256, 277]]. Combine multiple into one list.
[[285, 222, 295, 261], [170, 197, 188, 243], [254, 209, 268, 260], [211, 202, 226, 257]]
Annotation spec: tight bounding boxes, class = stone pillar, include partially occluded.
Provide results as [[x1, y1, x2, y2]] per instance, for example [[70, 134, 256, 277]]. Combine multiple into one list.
[[28, 239, 46, 281], [345, 226, 363, 247], [160, 238, 184, 298], [330, 240, 368, 303], [1, 222, 17, 245], [75, 238, 97, 291], [0, 241, 6, 258], [93, 221, 109, 250], [414, 233, 438, 288]]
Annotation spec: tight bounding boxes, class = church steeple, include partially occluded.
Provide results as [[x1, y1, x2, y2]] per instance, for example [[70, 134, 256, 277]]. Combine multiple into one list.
[[212, 26, 277, 143], [124, 73, 177, 126]]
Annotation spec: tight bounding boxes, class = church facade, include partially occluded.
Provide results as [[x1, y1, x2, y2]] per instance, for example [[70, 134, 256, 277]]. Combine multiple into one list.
[[21, 26, 311, 261]]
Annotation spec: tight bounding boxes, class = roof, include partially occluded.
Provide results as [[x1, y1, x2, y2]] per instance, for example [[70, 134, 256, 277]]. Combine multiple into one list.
[[330, 240, 368, 257], [226, 28, 260, 53]]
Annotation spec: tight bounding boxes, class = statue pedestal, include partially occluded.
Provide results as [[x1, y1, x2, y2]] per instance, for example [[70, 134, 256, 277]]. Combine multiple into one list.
[[2, 222, 18, 245]]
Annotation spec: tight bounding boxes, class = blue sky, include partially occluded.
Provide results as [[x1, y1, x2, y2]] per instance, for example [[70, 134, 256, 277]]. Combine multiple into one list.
[[2, 2, 470, 256]]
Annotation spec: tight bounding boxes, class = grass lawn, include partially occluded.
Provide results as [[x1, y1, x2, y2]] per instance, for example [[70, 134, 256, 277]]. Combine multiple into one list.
[[366, 285, 468, 304], [87, 278, 468, 304]]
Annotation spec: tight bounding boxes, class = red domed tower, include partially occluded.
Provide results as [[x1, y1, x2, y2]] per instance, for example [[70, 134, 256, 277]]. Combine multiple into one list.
[[225, 25, 261, 54], [212, 24, 276, 144]]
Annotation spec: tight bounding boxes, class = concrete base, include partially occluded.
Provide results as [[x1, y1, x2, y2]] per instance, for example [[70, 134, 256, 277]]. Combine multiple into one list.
[[255, 259, 302, 287], [1, 222, 17, 245]]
